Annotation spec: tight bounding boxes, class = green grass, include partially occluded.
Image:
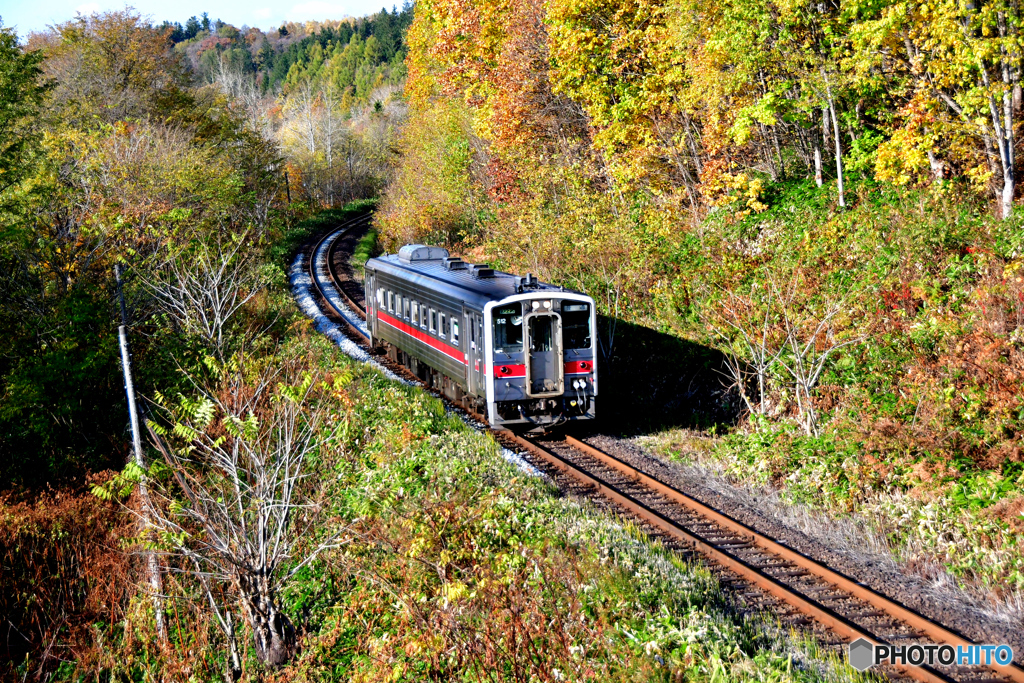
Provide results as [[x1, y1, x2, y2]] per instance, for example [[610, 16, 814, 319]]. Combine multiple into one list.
[[350, 226, 377, 281], [267, 333, 872, 682]]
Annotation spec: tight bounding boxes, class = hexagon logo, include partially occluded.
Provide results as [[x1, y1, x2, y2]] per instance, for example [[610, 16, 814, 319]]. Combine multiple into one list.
[[848, 638, 874, 671]]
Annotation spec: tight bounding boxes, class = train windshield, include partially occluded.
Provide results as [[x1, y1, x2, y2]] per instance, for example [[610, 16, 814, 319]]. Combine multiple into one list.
[[493, 304, 523, 353], [561, 302, 591, 349]]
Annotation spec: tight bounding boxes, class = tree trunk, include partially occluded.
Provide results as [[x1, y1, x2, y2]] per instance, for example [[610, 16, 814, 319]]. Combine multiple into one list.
[[984, 86, 1015, 219], [684, 114, 703, 177], [813, 139, 823, 187], [239, 577, 294, 667], [829, 102, 846, 208], [794, 124, 812, 173], [823, 71, 846, 208], [928, 150, 944, 182], [772, 125, 784, 179], [759, 123, 778, 180], [1001, 159, 1014, 220], [224, 611, 242, 682], [115, 265, 167, 644]]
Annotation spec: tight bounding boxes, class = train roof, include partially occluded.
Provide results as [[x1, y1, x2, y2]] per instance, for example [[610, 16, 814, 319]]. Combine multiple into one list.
[[365, 245, 576, 309]]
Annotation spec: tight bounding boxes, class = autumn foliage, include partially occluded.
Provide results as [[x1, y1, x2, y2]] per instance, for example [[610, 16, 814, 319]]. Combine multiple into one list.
[[376, 0, 1024, 593], [0, 479, 133, 678]]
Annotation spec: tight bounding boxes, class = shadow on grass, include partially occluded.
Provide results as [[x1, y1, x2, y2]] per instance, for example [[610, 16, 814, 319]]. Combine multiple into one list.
[[590, 316, 740, 435]]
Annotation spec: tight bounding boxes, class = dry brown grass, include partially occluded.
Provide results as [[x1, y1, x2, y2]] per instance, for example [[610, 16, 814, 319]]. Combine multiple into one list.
[[0, 475, 134, 680]]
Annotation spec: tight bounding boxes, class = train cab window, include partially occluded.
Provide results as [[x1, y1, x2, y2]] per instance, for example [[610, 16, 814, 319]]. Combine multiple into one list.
[[439, 313, 446, 339], [411, 302, 419, 326], [404, 298, 410, 320], [429, 308, 437, 334], [493, 304, 523, 353], [562, 303, 592, 349], [451, 319, 459, 346], [531, 315, 554, 352]]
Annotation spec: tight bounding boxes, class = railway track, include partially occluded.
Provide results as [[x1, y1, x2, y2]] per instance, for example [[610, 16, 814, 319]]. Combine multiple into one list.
[[308, 214, 374, 344], [303, 221, 1024, 683]]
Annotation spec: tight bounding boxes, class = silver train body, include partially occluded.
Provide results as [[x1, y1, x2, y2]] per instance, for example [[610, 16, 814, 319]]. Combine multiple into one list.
[[364, 245, 597, 428]]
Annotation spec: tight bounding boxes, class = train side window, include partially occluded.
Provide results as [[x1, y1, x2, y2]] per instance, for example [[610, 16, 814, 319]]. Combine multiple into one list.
[[376, 288, 384, 309], [387, 291, 394, 313], [421, 306, 428, 330], [470, 319, 476, 350], [439, 313, 446, 339], [411, 302, 419, 326], [452, 319, 459, 346], [404, 297, 410, 320], [429, 309, 437, 334]]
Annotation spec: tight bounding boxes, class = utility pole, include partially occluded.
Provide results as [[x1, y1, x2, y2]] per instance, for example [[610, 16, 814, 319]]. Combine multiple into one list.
[[115, 264, 168, 644]]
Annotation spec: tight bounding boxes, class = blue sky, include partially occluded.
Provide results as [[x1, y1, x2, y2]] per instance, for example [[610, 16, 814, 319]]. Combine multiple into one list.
[[0, 0, 392, 37]]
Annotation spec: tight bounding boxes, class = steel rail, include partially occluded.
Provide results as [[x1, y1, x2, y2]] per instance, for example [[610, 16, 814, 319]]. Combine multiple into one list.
[[503, 433, 961, 683], [308, 215, 372, 343], [510, 433, 1023, 683], [562, 435, 1024, 683]]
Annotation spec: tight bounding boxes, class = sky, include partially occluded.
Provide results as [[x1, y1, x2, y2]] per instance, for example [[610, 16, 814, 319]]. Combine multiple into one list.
[[0, 0, 393, 37]]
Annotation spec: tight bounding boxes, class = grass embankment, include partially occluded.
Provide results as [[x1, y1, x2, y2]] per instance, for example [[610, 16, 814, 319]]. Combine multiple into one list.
[[351, 226, 378, 282], [255, 336, 851, 681], [19, 204, 868, 682], [644, 180, 1024, 596]]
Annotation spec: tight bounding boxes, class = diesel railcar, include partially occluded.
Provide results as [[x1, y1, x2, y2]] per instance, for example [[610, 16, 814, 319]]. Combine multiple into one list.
[[364, 245, 597, 428]]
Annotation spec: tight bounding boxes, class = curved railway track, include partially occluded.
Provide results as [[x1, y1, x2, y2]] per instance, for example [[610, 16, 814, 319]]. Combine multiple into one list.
[[303, 221, 1024, 683]]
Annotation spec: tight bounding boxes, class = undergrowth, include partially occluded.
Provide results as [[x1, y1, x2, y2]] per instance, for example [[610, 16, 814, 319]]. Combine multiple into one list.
[[350, 227, 378, 281], [7, 204, 873, 681], [642, 180, 1024, 598]]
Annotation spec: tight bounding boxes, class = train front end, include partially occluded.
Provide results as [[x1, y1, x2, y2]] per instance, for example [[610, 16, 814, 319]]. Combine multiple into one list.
[[484, 292, 597, 428]]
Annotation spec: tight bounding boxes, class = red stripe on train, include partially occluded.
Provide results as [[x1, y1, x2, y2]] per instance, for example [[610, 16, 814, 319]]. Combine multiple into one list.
[[564, 360, 594, 375], [493, 364, 526, 378], [377, 310, 466, 365], [494, 360, 594, 378]]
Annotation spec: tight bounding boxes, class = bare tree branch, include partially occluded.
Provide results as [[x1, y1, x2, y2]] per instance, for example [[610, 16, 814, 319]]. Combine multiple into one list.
[[143, 225, 269, 358], [142, 360, 350, 669]]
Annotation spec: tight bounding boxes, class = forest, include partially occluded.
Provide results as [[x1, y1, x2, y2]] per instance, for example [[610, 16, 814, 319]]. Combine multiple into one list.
[[2, 0, 1024, 680]]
